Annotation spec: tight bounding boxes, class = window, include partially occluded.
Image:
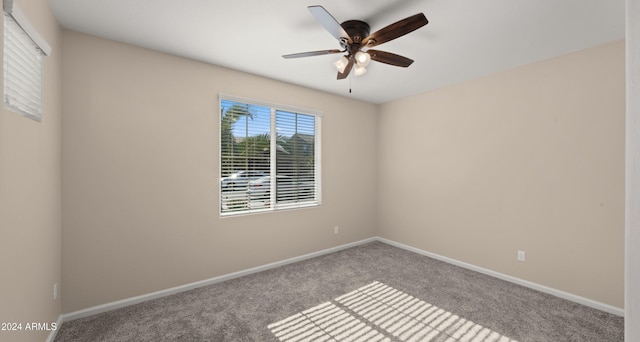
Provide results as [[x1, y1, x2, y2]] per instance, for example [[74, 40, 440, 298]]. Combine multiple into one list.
[[220, 95, 321, 215], [3, 0, 51, 121]]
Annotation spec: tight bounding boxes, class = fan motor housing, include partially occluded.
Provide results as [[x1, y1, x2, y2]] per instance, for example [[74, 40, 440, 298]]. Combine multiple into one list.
[[341, 20, 370, 44]]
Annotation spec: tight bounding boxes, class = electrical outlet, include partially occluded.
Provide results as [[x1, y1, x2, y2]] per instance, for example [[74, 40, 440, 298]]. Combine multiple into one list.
[[53, 283, 58, 300], [334, 226, 339, 235], [517, 250, 526, 262]]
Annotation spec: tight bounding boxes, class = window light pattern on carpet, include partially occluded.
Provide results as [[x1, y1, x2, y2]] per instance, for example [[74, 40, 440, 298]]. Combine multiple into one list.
[[268, 281, 518, 342]]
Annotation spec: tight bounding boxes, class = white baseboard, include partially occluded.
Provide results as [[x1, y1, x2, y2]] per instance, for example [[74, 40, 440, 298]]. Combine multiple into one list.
[[45, 315, 63, 342], [61, 237, 377, 322], [60, 235, 623, 325], [376, 237, 625, 317]]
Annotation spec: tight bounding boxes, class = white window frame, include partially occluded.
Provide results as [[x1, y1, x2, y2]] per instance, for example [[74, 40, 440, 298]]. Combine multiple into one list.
[[3, 0, 51, 121], [219, 94, 322, 216]]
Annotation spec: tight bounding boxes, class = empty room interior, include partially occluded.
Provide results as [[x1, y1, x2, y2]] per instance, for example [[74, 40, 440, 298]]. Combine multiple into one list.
[[1, 0, 639, 341]]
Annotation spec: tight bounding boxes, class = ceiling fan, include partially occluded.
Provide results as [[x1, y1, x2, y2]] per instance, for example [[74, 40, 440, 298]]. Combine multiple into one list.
[[283, 5, 428, 79]]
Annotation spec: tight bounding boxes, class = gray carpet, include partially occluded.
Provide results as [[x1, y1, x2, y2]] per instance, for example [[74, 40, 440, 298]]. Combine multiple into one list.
[[54, 241, 624, 341]]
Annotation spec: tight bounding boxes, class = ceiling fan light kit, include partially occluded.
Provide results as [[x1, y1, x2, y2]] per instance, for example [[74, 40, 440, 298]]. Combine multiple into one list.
[[355, 51, 371, 66], [353, 65, 367, 76], [334, 56, 349, 73], [283, 5, 428, 80]]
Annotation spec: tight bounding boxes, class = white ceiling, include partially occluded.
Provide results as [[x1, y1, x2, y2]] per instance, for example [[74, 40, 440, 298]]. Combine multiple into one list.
[[48, 0, 625, 104]]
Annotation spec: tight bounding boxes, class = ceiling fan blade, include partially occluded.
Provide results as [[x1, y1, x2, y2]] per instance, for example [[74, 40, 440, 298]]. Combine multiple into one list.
[[337, 56, 354, 79], [308, 5, 352, 44], [363, 13, 428, 47], [368, 49, 414, 67], [283, 49, 344, 59]]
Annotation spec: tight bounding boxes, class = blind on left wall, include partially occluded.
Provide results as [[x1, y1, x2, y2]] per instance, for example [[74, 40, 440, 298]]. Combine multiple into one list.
[[3, 2, 50, 121]]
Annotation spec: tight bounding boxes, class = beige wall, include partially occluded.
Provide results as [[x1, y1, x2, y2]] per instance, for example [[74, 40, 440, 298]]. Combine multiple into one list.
[[61, 31, 378, 313], [0, 0, 63, 341], [377, 41, 625, 308]]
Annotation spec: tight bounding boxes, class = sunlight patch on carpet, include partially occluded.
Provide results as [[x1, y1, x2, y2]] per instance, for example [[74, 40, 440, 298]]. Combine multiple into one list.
[[268, 281, 518, 342], [268, 301, 390, 342]]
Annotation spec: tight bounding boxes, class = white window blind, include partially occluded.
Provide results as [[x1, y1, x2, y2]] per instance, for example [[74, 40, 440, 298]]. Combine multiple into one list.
[[220, 95, 321, 215], [3, 1, 50, 121]]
